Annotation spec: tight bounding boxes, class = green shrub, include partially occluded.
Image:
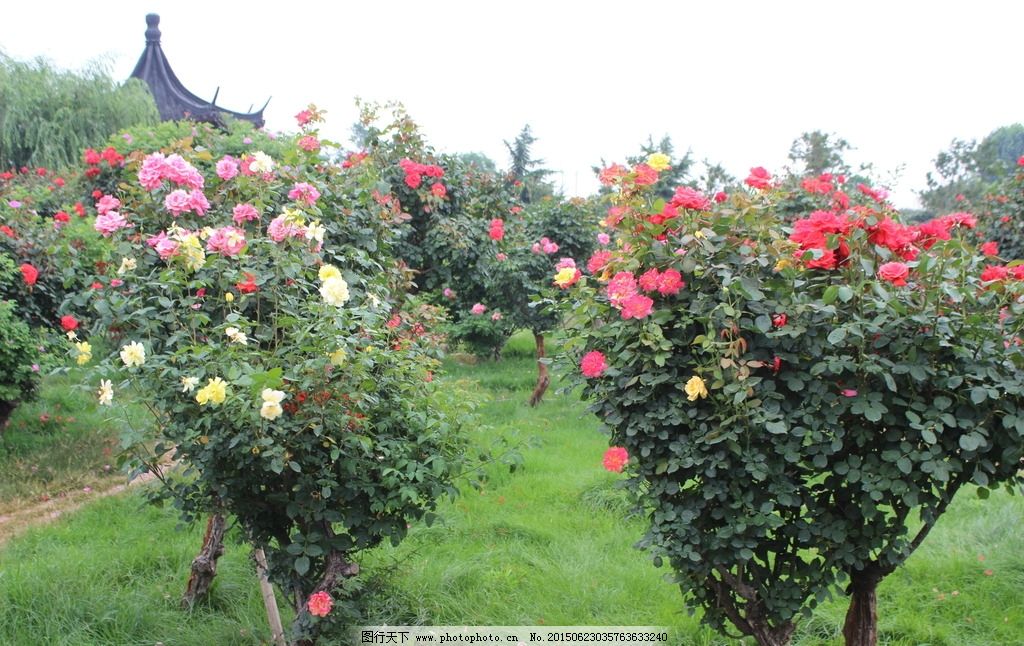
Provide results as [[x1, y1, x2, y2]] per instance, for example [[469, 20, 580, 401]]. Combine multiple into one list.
[[0, 255, 40, 429]]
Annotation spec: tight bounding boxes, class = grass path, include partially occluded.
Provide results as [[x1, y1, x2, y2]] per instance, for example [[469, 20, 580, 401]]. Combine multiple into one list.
[[0, 343, 1022, 645]]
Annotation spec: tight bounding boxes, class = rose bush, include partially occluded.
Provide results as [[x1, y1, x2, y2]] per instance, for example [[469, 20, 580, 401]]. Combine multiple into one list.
[[560, 157, 1024, 646], [0, 252, 40, 429], [77, 111, 467, 644]]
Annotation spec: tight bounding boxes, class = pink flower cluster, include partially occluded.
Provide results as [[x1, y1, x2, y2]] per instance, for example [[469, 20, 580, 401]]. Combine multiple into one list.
[[94, 211, 130, 237], [164, 189, 210, 217], [297, 135, 320, 152], [580, 350, 607, 377], [146, 231, 180, 259], [638, 268, 685, 295], [470, 303, 487, 315], [745, 167, 773, 189], [980, 264, 1024, 283], [138, 152, 205, 191], [267, 215, 306, 243], [587, 250, 614, 274], [288, 182, 321, 206], [206, 226, 247, 257], [95, 194, 120, 215], [598, 164, 628, 186], [398, 158, 444, 190], [606, 271, 654, 320], [489, 218, 505, 241], [532, 237, 559, 254]]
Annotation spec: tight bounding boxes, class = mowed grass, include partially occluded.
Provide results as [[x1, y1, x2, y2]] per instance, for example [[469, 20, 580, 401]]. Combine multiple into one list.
[[0, 330, 1022, 645]]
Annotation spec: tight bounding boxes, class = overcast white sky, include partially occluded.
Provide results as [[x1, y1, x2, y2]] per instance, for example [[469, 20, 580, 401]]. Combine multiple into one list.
[[2, 1, 1022, 207]]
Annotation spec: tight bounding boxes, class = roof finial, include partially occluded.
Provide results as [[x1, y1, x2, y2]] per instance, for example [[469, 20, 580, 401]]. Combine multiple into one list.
[[145, 14, 161, 44]]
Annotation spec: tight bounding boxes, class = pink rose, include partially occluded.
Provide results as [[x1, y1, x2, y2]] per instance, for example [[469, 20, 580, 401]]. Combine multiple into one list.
[[877, 262, 910, 287], [189, 190, 210, 216], [216, 156, 239, 180], [164, 190, 191, 216], [146, 231, 180, 259], [288, 182, 321, 206], [597, 233, 610, 245], [206, 226, 247, 256], [470, 303, 486, 315], [233, 203, 260, 224], [94, 211, 129, 237], [95, 195, 120, 215], [580, 350, 608, 378]]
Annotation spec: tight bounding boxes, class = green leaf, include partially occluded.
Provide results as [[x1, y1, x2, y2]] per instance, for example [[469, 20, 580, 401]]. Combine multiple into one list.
[[827, 328, 847, 345], [822, 285, 839, 305], [294, 556, 310, 575], [837, 285, 854, 303], [765, 421, 788, 434], [970, 387, 987, 404], [755, 315, 772, 334]]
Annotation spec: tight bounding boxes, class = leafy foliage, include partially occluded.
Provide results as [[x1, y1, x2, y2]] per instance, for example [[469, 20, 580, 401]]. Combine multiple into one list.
[[0, 55, 157, 170], [0, 254, 40, 427]]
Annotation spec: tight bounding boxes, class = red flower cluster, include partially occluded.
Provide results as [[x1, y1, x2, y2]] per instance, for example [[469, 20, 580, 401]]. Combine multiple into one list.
[[342, 151, 368, 168], [598, 164, 628, 186], [488, 218, 504, 241], [801, 174, 834, 195], [744, 166, 772, 190], [587, 250, 614, 274], [980, 264, 1024, 283], [82, 146, 123, 178], [790, 210, 854, 269], [398, 158, 444, 190]]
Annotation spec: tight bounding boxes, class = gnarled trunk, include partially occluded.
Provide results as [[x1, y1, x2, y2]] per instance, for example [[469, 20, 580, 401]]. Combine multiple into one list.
[[181, 512, 227, 608], [293, 549, 360, 646], [843, 568, 881, 646], [527, 332, 549, 407]]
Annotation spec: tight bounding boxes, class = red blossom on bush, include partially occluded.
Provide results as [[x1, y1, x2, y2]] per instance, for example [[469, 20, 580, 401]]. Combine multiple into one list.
[[981, 265, 1009, 282], [60, 315, 79, 331], [744, 166, 772, 189], [980, 241, 999, 257], [19, 263, 38, 286], [772, 313, 788, 328], [430, 182, 447, 198], [307, 590, 333, 617], [620, 293, 654, 320], [598, 163, 628, 186]]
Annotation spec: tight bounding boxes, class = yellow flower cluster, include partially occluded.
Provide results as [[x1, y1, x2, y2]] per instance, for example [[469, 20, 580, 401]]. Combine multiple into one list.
[[74, 341, 92, 366], [196, 377, 228, 406], [318, 264, 350, 307], [260, 388, 286, 420]]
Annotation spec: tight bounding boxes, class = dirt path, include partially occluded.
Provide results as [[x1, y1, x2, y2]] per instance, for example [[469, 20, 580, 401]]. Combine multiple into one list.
[[0, 470, 161, 546]]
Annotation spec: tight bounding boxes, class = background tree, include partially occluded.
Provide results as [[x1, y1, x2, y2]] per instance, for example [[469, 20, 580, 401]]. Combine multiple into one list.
[[788, 130, 852, 176], [0, 55, 157, 170], [920, 124, 1024, 215], [504, 124, 554, 203]]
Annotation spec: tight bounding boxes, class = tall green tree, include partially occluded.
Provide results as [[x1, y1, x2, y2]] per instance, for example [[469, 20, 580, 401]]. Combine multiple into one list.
[[504, 124, 554, 203], [921, 124, 1024, 215], [0, 55, 157, 170], [788, 130, 852, 176]]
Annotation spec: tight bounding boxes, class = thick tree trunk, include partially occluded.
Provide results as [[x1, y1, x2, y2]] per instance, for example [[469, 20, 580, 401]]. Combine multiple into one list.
[[527, 332, 549, 407], [843, 569, 881, 646], [181, 512, 227, 608]]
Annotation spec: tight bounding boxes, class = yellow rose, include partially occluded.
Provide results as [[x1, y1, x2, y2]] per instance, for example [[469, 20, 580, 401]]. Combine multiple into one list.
[[553, 267, 579, 288], [260, 388, 286, 420], [684, 375, 708, 402], [196, 377, 228, 406], [320, 276, 350, 306], [318, 264, 341, 282], [328, 348, 347, 366], [646, 152, 671, 171], [75, 341, 92, 366], [97, 379, 113, 406], [119, 341, 146, 368]]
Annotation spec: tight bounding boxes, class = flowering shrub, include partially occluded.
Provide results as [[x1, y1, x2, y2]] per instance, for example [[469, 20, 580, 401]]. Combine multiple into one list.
[[560, 158, 1024, 645], [973, 156, 1024, 261], [80, 115, 466, 643], [0, 253, 40, 428]]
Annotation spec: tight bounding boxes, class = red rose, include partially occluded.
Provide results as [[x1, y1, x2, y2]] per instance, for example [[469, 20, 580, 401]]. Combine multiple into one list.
[[54, 211, 70, 224], [60, 315, 79, 331], [744, 167, 772, 189], [0, 225, 15, 238], [981, 265, 1009, 282], [83, 149, 101, 165], [980, 241, 999, 257], [772, 313, 788, 328], [19, 263, 38, 286], [714, 191, 728, 203], [404, 173, 422, 189], [430, 182, 447, 198], [877, 262, 910, 286]]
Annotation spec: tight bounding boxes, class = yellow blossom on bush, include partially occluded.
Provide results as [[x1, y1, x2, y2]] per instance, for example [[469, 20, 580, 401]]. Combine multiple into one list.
[[225, 327, 248, 345], [305, 220, 326, 244], [250, 151, 274, 174], [320, 276, 350, 306], [260, 388, 286, 420], [196, 377, 228, 406], [97, 379, 113, 406], [117, 257, 137, 275], [224, 292, 235, 303], [646, 152, 671, 171], [181, 376, 199, 393], [119, 341, 146, 368], [329, 348, 347, 366], [774, 258, 794, 272], [684, 375, 708, 401], [319, 264, 341, 282], [553, 267, 580, 288], [177, 231, 206, 272], [75, 341, 92, 365]]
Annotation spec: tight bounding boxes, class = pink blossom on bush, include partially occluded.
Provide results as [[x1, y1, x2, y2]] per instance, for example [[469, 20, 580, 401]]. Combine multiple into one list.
[[146, 231, 179, 259], [94, 211, 129, 237], [744, 166, 773, 189], [555, 257, 577, 270], [587, 250, 614, 274], [443, 287, 456, 299], [877, 262, 910, 287], [95, 195, 120, 215], [620, 293, 654, 319], [670, 187, 711, 211], [580, 350, 608, 378], [431, 183, 447, 198], [607, 271, 638, 307], [288, 182, 321, 206], [138, 152, 166, 190], [597, 233, 611, 246], [980, 241, 999, 257], [267, 215, 305, 243], [189, 190, 210, 216], [602, 446, 629, 472], [297, 135, 320, 152], [404, 173, 422, 189], [491, 311, 502, 321], [164, 190, 192, 216], [232, 203, 260, 224], [216, 156, 239, 180], [307, 591, 333, 617], [206, 226, 247, 256], [470, 303, 487, 315]]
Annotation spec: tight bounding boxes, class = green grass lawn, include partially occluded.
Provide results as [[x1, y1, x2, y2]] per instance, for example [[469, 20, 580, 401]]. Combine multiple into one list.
[[1, 333, 1022, 645]]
